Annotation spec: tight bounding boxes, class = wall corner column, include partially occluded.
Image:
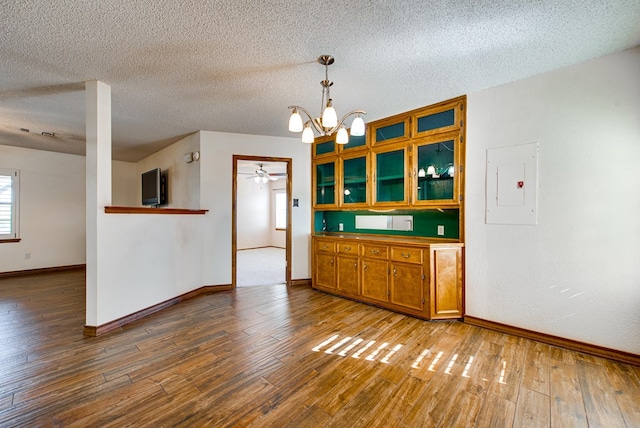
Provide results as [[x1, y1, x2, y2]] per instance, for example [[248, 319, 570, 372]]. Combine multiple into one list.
[[85, 80, 112, 328]]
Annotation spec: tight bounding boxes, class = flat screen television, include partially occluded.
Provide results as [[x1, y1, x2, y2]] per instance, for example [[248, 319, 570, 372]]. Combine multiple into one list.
[[141, 168, 167, 206]]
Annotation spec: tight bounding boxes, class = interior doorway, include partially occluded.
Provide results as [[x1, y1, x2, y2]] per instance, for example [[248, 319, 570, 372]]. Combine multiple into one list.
[[232, 155, 292, 288]]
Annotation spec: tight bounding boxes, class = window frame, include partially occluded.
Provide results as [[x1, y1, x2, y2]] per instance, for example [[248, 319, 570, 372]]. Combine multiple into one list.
[[0, 168, 20, 242], [274, 190, 287, 230]]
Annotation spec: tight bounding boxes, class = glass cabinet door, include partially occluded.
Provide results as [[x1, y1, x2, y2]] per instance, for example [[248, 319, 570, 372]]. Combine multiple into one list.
[[414, 135, 458, 204], [339, 132, 367, 153], [314, 159, 336, 207], [341, 154, 368, 207], [373, 146, 408, 205]]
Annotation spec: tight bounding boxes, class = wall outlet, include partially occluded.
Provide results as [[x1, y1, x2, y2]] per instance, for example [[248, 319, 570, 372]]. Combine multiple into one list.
[[437, 225, 445, 236], [339, 223, 344, 231], [25, 252, 31, 259]]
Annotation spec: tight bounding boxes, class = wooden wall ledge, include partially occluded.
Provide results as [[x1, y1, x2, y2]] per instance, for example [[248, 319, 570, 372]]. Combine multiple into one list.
[[105, 206, 208, 215]]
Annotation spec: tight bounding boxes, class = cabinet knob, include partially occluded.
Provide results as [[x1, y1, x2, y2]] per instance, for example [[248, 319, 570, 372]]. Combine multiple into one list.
[[401, 253, 411, 259], [323, 244, 328, 249], [330, 258, 334, 265], [364, 264, 367, 270], [354, 262, 357, 269], [371, 249, 380, 255], [344, 246, 351, 251], [393, 268, 397, 276]]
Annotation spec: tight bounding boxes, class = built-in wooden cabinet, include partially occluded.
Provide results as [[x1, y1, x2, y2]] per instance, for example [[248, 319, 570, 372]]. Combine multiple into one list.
[[312, 96, 465, 211], [310, 96, 466, 320], [312, 235, 464, 320]]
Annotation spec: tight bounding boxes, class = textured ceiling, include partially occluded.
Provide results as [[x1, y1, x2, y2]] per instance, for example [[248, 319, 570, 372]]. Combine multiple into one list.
[[1, 1, 639, 161]]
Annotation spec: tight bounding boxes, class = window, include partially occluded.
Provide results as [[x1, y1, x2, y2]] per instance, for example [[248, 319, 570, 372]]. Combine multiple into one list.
[[0, 169, 19, 240], [275, 191, 287, 230]]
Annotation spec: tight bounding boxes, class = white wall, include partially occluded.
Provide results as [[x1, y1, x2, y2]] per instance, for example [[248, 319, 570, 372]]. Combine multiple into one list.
[[112, 160, 137, 206], [0, 145, 85, 272], [136, 132, 201, 209], [466, 47, 640, 354], [199, 131, 311, 285], [237, 175, 270, 249]]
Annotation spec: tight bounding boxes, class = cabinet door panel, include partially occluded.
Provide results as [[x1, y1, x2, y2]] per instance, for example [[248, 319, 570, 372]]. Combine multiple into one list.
[[430, 247, 463, 319], [373, 145, 409, 206], [314, 160, 337, 207], [315, 253, 336, 290], [341, 155, 368, 206], [390, 263, 424, 311], [361, 259, 389, 303], [337, 255, 360, 296]]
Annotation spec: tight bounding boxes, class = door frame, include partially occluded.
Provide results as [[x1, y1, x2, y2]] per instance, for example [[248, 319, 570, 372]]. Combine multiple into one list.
[[232, 154, 292, 288]]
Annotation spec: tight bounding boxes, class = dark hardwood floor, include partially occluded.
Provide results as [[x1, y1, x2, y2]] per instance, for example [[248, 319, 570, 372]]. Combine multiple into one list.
[[0, 270, 638, 427]]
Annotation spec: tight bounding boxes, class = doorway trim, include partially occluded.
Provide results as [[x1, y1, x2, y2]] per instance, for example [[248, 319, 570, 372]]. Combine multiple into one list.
[[232, 155, 292, 288]]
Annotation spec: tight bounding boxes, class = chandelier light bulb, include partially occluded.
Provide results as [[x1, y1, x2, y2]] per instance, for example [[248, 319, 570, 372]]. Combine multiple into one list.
[[350, 115, 365, 136], [336, 126, 349, 144], [301, 125, 315, 143], [322, 99, 337, 129], [288, 108, 303, 132]]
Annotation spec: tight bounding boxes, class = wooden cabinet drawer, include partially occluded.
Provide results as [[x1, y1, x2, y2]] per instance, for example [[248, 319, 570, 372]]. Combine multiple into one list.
[[360, 244, 388, 259], [315, 240, 335, 253], [390, 246, 422, 264], [337, 241, 358, 255]]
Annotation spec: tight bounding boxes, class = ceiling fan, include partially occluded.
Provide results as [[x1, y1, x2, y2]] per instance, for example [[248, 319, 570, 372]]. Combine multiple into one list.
[[241, 164, 287, 183]]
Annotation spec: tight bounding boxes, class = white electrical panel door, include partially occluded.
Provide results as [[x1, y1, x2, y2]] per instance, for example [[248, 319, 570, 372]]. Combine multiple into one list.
[[486, 143, 538, 225]]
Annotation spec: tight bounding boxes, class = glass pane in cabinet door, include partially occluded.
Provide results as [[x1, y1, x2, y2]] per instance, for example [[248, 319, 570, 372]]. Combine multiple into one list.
[[343, 156, 367, 204], [315, 139, 335, 156], [416, 140, 455, 201], [417, 109, 455, 133], [316, 162, 335, 205], [343, 133, 366, 150], [376, 122, 405, 143], [376, 149, 404, 202]]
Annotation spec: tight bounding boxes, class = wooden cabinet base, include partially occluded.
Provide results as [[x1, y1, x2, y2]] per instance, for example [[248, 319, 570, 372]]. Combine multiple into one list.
[[312, 235, 464, 320]]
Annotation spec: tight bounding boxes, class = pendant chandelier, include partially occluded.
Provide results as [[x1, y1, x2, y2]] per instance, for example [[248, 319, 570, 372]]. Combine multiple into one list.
[[288, 55, 366, 144]]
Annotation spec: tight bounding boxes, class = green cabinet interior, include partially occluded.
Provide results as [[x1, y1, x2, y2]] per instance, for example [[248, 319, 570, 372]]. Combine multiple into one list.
[[343, 156, 367, 204], [416, 140, 455, 201], [376, 149, 404, 202], [375, 122, 405, 143], [343, 133, 366, 150], [316, 162, 335, 205], [417, 108, 455, 133], [315, 209, 459, 239], [315, 139, 335, 156]]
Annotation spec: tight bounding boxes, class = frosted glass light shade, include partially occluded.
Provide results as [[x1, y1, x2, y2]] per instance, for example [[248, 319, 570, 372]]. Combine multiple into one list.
[[288, 109, 303, 132], [426, 165, 436, 176], [336, 126, 349, 144], [322, 100, 337, 128], [447, 165, 455, 176], [350, 115, 365, 136], [418, 168, 426, 178], [301, 125, 314, 143]]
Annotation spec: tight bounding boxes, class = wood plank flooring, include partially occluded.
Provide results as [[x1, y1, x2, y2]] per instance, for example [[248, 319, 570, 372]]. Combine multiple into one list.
[[0, 270, 638, 427]]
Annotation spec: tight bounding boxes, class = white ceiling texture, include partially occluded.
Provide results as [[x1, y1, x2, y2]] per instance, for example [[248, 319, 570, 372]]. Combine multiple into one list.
[[1, 1, 639, 162]]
